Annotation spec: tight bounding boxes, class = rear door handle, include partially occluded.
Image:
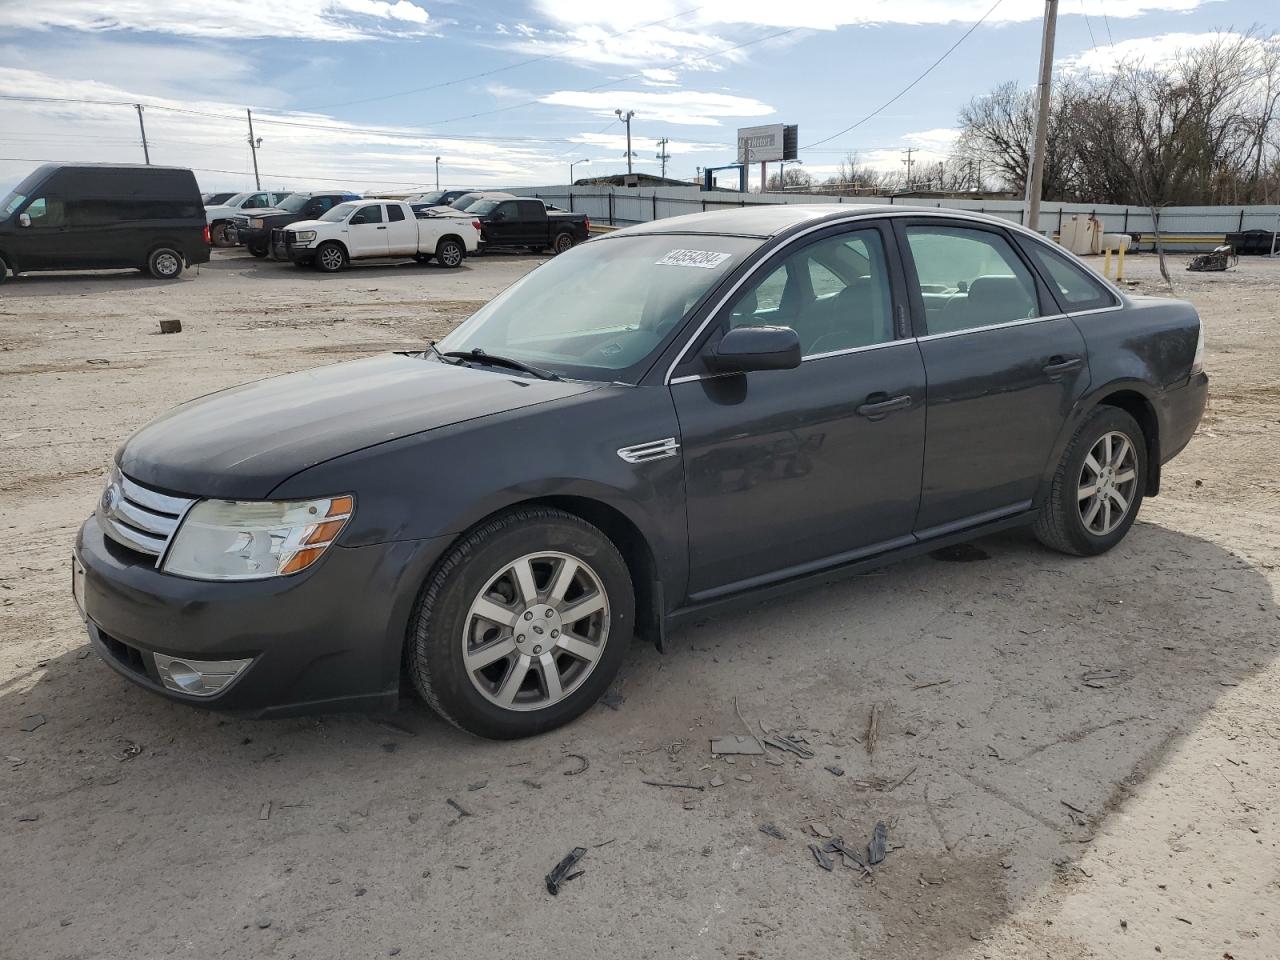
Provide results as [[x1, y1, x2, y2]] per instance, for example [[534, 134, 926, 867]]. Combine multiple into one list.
[[856, 394, 913, 420], [1042, 355, 1083, 379]]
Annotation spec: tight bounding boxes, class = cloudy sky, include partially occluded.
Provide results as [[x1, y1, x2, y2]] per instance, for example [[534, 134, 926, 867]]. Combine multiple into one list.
[[0, 0, 1264, 194]]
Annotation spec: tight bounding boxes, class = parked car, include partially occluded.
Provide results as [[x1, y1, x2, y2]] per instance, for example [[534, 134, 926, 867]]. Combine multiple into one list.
[[205, 191, 291, 246], [419, 191, 515, 218], [469, 196, 589, 254], [0, 163, 209, 282], [406, 189, 473, 212], [269, 199, 480, 271], [231, 191, 361, 257], [73, 206, 1206, 738], [202, 191, 237, 206]]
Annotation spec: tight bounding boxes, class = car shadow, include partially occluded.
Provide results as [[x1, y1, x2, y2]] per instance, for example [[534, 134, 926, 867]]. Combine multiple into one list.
[[2, 519, 1273, 958], [0, 269, 205, 298]]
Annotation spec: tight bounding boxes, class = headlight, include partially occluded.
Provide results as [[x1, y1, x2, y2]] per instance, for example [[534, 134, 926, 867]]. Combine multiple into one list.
[[163, 495, 353, 581], [249, 217, 265, 229], [293, 230, 317, 244]]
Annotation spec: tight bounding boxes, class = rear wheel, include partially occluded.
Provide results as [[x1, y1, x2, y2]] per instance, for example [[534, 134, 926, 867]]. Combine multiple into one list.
[[314, 242, 347, 273], [436, 238, 464, 268], [248, 243, 268, 258], [147, 248, 184, 280], [553, 232, 575, 255], [1034, 406, 1146, 556], [209, 223, 233, 247], [0, 253, 8, 283], [407, 508, 633, 739]]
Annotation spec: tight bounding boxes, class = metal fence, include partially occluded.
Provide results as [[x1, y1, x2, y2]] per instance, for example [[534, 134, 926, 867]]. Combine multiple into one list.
[[512, 184, 1280, 250]]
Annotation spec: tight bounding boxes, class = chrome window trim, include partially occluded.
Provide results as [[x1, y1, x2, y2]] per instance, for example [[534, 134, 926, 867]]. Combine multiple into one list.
[[915, 312, 1069, 343], [1066, 304, 1126, 317], [661, 207, 1103, 386]]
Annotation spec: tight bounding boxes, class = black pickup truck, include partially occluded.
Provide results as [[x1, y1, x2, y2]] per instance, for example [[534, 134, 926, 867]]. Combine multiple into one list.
[[469, 197, 589, 254], [232, 191, 360, 257]]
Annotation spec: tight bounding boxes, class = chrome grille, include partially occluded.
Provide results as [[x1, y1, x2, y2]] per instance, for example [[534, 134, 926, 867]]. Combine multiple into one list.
[[97, 471, 195, 564], [232, 215, 250, 229]]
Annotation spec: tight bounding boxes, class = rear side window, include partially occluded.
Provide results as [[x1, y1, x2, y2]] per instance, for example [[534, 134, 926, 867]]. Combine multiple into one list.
[[904, 225, 1041, 335], [517, 200, 543, 218], [387, 204, 405, 222], [1025, 243, 1118, 311]]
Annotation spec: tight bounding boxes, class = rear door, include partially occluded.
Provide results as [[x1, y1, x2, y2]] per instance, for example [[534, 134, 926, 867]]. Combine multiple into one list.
[[347, 203, 388, 258], [384, 203, 418, 255], [515, 199, 547, 245], [672, 221, 927, 597], [895, 218, 1090, 533]]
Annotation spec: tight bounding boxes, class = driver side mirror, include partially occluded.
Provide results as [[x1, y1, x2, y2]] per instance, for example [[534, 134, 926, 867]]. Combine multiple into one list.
[[706, 325, 802, 373], [17, 213, 31, 228]]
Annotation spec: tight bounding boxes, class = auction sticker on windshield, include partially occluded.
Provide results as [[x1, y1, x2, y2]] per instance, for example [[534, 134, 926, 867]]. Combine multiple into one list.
[[656, 249, 732, 269]]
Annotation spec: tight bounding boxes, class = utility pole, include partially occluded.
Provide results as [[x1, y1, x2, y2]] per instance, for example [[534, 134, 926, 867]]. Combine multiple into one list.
[[615, 109, 635, 175], [134, 104, 151, 165], [1024, 0, 1058, 231], [901, 147, 916, 190], [435, 156, 441, 190], [246, 109, 262, 190], [656, 137, 670, 179]]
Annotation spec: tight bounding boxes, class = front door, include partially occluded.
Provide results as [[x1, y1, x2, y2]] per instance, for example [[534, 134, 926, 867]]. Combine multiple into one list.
[[896, 219, 1091, 533], [13, 196, 71, 269], [672, 223, 927, 598], [347, 204, 388, 257], [485, 200, 520, 246]]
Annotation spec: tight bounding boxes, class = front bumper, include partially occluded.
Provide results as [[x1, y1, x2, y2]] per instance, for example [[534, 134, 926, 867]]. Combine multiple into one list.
[[75, 514, 451, 717], [270, 231, 316, 263]]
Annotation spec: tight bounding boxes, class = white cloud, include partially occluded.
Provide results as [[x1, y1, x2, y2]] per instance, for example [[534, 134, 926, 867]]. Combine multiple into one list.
[[0, 0, 434, 41], [641, 68, 679, 87], [1058, 30, 1262, 74], [902, 127, 962, 150], [539, 89, 775, 126]]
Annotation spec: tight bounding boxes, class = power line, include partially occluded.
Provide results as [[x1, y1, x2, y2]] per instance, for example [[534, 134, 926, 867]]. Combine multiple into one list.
[[801, 0, 1005, 150], [305, 7, 704, 110], [1079, 0, 1097, 51], [0, 156, 448, 188], [1101, 11, 1115, 46]]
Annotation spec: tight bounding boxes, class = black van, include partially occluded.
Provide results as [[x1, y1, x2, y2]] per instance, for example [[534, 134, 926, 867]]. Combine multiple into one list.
[[0, 163, 210, 283]]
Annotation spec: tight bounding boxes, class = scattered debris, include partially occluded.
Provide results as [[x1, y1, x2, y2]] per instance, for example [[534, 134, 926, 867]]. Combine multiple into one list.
[[911, 678, 953, 691], [642, 780, 704, 792], [1061, 800, 1086, 815], [158, 319, 182, 334], [545, 846, 587, 895], [256, 918, 272, 929], [258, 802, 272, 821], [562, 753, 589, 776], [446, 798, 472, 818], [18, 714, 46, 733], [763, 734, 814, 759], [599, 690, 625, 710], [888, 766, 918, 792], [759, 823, 786, 840], [16, 812, 39, 822], [809, 844, 834, 871], [930, 543, 990, 562], [467, 781, 488, 792], [866, 705, 881, 757], [809, 823, 833, 839], [825, 765, 845, 777], [521, 779, 543, 790], [710, 735, 764, 756], [709, 775, 725, 788], [113, 740, 142, 762], [6, 756, 26, 767], [734, 774, 753, 783], [86, 358, 110, 365], [1081, 669, 1123, 688], [867, 822, 888, 865], [591, 838, 615, 848]]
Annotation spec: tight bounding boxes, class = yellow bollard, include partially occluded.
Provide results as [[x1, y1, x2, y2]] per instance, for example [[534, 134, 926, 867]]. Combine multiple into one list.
[[1103, 246, 1112, 278], [1116, 244, 1125, 282]]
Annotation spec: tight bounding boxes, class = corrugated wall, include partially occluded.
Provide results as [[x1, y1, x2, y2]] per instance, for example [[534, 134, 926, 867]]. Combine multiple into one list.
[[509, 184, 1280, 250]]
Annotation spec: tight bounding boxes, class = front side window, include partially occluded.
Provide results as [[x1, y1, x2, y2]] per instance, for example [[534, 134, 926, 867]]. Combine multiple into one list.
[[905, 225, 1041, 335], [242, 194, 270, 209], [349, 204, 383, 225], [1025, 242, 1117, 311], [24, 196, 66, 227], [439, 234, 760, 380], [725, 229, 896, 357]]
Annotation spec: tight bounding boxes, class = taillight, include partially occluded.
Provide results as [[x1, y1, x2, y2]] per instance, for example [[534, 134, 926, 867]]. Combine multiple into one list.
[[584, 216, 590, 233], [472, 220, 481, 232], [1190, 320, 1205, 376], [203, 225, 211, 246]]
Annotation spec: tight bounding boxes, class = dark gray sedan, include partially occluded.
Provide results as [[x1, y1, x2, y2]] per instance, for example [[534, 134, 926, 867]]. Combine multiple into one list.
[[74, 206, 1207, 738]]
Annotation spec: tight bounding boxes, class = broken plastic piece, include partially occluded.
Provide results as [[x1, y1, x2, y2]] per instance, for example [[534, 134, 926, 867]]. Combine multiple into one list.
[[545, 846, 588, 895], [762, 734, 814, 759], [710, 735, 764, 756], [759, 823, 785, 840], [867, 821, 888, 865], [809, 844, 834, 871]]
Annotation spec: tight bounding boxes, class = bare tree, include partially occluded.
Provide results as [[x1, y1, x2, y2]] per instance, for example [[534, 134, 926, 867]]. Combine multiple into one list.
[[765, 166, 815, 191]]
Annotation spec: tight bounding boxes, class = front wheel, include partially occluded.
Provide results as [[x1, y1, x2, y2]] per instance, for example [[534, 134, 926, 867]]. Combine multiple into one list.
[[147, 247, 184, 280], [1034, 406, 1147, 556], [248, 243, 268, 258], [407, 508, 634, 739], [552, 232, 575, 255], [313, 242, 347, 273], [436, 238, 464, 268]]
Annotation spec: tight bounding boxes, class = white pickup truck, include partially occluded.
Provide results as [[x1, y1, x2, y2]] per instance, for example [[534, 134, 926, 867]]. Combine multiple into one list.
[[270, 199, 481, 272]]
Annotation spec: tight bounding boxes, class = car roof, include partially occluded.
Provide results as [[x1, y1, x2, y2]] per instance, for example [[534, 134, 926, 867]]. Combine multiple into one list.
[[615, 204, 1034, 240]]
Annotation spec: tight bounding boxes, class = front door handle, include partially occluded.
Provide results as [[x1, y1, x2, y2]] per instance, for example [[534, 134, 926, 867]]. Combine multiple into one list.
[[1042, 355, 1083, 380], [856, 393, 912, 421], [376, 226, 387, 230]]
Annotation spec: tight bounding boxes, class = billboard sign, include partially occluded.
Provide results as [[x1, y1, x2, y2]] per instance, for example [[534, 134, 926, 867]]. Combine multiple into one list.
[[737, 124, 798, 163]]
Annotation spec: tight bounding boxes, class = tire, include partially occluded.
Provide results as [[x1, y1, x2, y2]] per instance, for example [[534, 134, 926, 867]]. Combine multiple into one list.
[[314, 242, 347, 273], [1034, 406, 1147, 556], [0, 253, 8, 283], [248, 243, 268, 258], [552, 232, 576, 255], [209, 223, 233, 247], [407, 507, 634, 739], [147, 247, 184, 280], [436, 238, 464, 268]]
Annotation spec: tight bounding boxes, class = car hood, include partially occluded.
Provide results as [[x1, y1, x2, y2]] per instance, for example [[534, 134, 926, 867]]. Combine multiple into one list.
[[205, 204, 241, 220], [118, 353, 598, 499], [284, 217, 327, 232]]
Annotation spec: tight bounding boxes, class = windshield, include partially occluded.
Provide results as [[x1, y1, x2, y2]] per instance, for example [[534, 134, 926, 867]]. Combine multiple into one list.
[[279, 194, 312, 213], [468, 199, 502, 216], [319, 202, 360, 223], [204, 192, 235, 205], [415, 191, 446, 205], [450, 194, 483, 210], [1, 191, 26, 218], [438, 234, 761, 381]]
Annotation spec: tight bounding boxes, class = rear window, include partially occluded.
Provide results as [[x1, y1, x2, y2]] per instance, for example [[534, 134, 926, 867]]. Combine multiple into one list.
[[1025, 242, 1118, 312]]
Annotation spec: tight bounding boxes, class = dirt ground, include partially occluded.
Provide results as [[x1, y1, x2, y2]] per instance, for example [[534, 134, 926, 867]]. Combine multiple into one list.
[[1, 248, 1277, 960]]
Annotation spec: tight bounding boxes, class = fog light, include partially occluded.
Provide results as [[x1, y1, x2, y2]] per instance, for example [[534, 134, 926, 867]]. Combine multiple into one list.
[[153, 653, 252, 697]]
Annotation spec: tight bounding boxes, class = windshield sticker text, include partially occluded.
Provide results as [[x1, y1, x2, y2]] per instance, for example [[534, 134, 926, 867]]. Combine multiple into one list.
[[656, 249, 732, 269]]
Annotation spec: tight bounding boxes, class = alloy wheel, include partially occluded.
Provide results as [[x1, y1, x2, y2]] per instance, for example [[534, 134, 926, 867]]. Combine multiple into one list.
[[1077, 430, 1138, 536], [319, 246, 344, 271], [440, 242, 462, 267], [462, 551, 609, 711]]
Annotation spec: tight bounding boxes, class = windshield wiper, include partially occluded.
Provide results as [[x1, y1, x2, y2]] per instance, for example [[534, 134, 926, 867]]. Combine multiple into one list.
[[424, 340, 464, 366], [442, 348, 561, 381]]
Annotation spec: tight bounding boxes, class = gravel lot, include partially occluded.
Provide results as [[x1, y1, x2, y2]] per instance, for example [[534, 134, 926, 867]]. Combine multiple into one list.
[[1, 247, 1277, 959]]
